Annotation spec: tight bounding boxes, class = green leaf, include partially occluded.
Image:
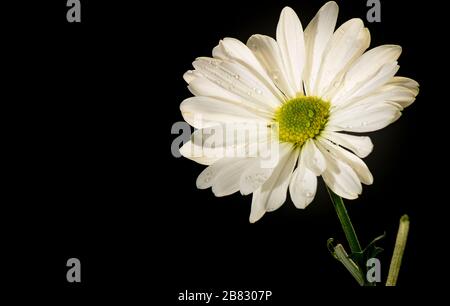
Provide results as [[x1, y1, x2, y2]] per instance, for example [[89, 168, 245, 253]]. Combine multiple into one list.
[[350, 232, 385, 265], [349, 233, 386, 286]]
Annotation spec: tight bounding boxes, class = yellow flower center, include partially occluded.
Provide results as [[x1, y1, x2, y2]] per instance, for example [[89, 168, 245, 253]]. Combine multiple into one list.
[[273, 96, 330, 146]]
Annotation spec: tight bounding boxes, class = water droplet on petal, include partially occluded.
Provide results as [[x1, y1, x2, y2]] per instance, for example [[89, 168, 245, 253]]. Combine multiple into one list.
[[253, 87, 262, 94], [271, 71, 279, 80], [203, 170, 214, 183]]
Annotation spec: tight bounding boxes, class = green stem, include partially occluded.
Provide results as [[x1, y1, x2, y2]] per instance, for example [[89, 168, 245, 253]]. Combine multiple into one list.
[[326, 187, 362, 254], [386, 215, 410, 286], [333, 244, 365, 286]]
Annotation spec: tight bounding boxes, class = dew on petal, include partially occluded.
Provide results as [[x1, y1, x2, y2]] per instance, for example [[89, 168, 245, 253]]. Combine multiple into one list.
[[254, 87, 263, 95], [271, 70, 280, 80]]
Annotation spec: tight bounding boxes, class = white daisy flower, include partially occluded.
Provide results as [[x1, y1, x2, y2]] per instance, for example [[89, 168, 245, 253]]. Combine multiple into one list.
[[179, 1, 419, 223]]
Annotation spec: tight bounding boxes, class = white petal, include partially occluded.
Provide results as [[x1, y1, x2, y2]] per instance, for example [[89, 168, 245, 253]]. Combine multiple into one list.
[[337, 81, 417, 111], [214, 38, 285, 102], [212, 41, 227, 60], [379, 77, 420, 109], [322, 131, 373, 158], [249, 144, 297, 222], [196, 158, 239, 189], [221, 61, 282, 108], [387, 76, 419, 94], [183, 70, 203, 84], [331, 45, 402, 105], [319, 138, 373, 185], [192, 124, 271, 149], [212, 159, 254, 197], [219, 38, 268, 75], [303, 1, 339, 96], [180, 125, 271, 165], [187, 77, 273, 119], [239, 158, 275, 195], [381, 89, 416, 110], [188, 76, 242, 101], [265, 147, 298, 212], [315, 19, 370, 97], [328, 103, 400, 133], [180, 140, 221, 166], [317, 144, 362, 199], [379, 86, 417, 109], [302, 139, 326, 175], [249, 189, 266, 223], [192, 57, 280, 110], [247, 34, 296, 98], [276, 7, 305, 95], [289, 150, 317, 209], [180, 96, 268, 129], [337, 62, 400, 107]]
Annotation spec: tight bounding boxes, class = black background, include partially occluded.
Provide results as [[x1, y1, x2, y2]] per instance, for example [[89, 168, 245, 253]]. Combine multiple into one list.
[[7, 0, 448, 302]]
